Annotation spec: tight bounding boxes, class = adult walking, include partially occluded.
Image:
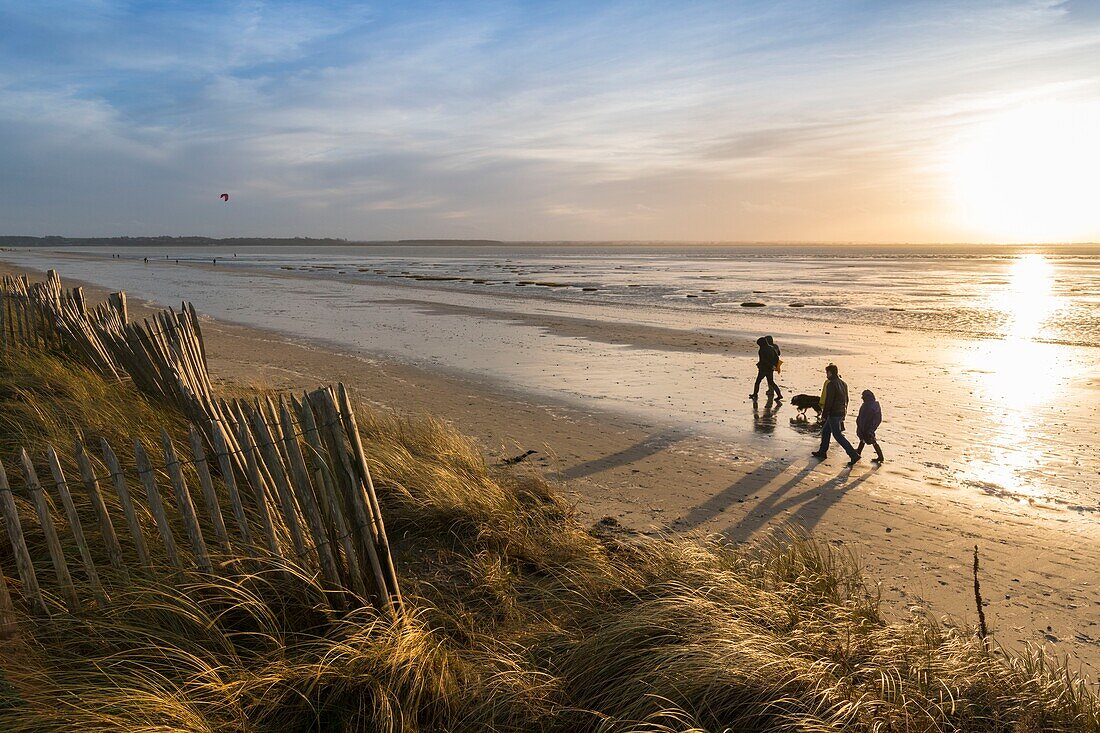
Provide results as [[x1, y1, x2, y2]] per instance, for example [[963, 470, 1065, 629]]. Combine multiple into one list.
[[812, 363, 860, 466], [750, 336, 782, 402]]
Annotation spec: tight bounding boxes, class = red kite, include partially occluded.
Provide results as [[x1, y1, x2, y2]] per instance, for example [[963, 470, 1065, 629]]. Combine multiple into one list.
[[219, 193, 229, 201]]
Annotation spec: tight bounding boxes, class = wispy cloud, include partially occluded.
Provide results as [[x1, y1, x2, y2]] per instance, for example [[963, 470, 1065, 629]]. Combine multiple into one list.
[[1, 0, 1098, 240]]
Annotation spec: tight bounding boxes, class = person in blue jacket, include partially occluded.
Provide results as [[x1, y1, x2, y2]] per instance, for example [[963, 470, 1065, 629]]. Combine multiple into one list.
[[855, 389, 884, 463]]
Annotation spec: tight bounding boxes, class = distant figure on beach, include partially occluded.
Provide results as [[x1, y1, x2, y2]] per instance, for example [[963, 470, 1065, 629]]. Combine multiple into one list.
[[812, 363, 860, 465], [750, 336, 782, 401], [143, 257, 148, 264], [855, 389, 884, 463]]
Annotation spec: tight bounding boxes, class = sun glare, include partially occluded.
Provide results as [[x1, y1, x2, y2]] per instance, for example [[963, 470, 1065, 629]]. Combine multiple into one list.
[[999, 252, 1057, 339], [959, 253, 1064, 500], [948, 102, 1100, 243], [978, 253, 1060, 400]]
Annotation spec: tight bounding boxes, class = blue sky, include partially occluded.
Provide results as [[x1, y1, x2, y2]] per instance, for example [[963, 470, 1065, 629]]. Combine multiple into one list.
[[2, 0, 1099, 241]]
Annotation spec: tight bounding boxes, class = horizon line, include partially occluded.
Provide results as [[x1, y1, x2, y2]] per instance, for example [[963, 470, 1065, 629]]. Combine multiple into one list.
[[3, 236, 1099, 248]]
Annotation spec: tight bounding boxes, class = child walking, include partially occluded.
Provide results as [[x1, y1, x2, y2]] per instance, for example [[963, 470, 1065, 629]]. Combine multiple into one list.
[[855, 389, 884, 463]]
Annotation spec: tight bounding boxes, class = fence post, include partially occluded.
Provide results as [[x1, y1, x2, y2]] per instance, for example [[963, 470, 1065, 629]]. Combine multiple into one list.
[[101, 438, 152, 572], [338, 385, 403, 614], [76, 442, 127, 577], [134, 440, 180, 569], [278, 402, 342, 594], [109, 291, 128, 324], [236, 422, 282, 557], [46, 446, 107, 607], [298, 396, 368, 599], [161, 431, 212, 573], [209, 419, 254, 555], [0, 458, 47, 616], [0, 563, 15, 639], [308, 388, 392, 615], [20, 449, 80, 612], [187, 426, 231, 555], [247, 406, 308, 565]]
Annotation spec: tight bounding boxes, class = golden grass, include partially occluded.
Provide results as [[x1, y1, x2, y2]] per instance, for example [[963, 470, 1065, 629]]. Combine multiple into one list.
[[0, 349, 1097, 732]]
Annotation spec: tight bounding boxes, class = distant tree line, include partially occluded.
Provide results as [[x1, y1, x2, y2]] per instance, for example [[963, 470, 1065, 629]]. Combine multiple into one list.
[[0, 236, 352, 247], [0, 236, 507, 247]]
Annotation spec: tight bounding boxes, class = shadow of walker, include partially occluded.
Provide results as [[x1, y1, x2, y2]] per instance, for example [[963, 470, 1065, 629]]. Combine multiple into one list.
[[553, 428, 690, 481], [677, 457, 789, 530], [724, 462, 879, 541]]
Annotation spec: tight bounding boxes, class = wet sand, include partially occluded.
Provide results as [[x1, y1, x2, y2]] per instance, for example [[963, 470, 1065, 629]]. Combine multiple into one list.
[[3, 260, 1099, 677]]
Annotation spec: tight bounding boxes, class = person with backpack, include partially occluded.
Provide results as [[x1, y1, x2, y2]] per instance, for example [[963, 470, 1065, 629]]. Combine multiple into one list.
[[750, 336, 782, 402]]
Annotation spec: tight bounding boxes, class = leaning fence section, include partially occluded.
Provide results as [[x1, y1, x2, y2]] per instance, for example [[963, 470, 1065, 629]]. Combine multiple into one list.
[[0, 385, 402, 635], [1, 271, 128, 377], [0, 271, 403, 636], [1, 269, 208, 414]]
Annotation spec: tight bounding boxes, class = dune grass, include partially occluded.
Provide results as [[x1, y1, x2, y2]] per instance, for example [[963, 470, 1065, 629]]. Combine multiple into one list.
[[0, 349, 1097, 732]]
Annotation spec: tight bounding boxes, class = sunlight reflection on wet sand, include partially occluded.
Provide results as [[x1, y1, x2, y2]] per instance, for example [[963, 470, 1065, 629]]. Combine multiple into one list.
[[960, 254, 1067, 501]]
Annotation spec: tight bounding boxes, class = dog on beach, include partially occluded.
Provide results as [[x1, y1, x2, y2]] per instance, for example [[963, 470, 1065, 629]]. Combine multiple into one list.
[[789, 393, 821, 419]]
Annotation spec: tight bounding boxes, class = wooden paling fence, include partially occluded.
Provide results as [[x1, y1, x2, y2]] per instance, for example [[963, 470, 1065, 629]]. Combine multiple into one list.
[[1, 271, 128, 379], [0, 271, 403, 635], [1, 269, 209, 416], [0, 385, 402, 637], [5, 271, 270, 487]]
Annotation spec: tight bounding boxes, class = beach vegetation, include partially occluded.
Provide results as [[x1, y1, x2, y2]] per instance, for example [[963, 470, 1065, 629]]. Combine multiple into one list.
[[0, 348, 1096, 732]]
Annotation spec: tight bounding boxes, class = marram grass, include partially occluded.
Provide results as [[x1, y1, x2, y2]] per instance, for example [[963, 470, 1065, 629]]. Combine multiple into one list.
[[0, 350, 1097, 732]]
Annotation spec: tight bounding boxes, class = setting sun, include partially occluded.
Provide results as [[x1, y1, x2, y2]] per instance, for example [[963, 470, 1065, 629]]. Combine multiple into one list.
[[948, 102, 1100, 243]]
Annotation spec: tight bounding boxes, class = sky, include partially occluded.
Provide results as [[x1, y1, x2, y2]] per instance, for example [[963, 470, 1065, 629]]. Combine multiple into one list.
[[1, 0, 1099, 243]]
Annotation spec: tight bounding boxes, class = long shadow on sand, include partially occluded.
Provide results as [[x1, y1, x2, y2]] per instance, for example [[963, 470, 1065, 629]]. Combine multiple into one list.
[[677, 458, 789, 530], [725, 463, 879, 541], [554, 428, 689, 481]]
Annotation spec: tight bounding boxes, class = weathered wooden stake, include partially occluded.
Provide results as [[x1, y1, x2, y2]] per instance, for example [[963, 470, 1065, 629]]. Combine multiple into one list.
[[309, 388, 392, 614], [21, 449, 80, 612], [134, 440, 180, 569], [161, 431, 212, 573], [0, 562, 16, 640], [247, 407, 308, 563], [278, 403, 341, 594], [109, 291, 128, 324], [236, 422, 282, 557], [76, 443, 127, 576], [298, 397, 368, 599], [0, 458, 47, 616], [188, 426, 231, 555], [46, 446, 107, 606], [338, 385, 403, 614], [101, 438, 151, 572], [209, 419, 254, 554]]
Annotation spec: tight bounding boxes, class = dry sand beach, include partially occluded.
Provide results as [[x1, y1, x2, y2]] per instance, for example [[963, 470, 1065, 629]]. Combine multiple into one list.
[[2, 248, 1098, 678]]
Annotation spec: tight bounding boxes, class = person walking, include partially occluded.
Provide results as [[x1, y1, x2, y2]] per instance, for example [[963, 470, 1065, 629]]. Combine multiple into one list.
[[855, 389, 885, 463], [765, 335, 782, 374], [750, 336, 782, 401], [811, 363, 860, 465]]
